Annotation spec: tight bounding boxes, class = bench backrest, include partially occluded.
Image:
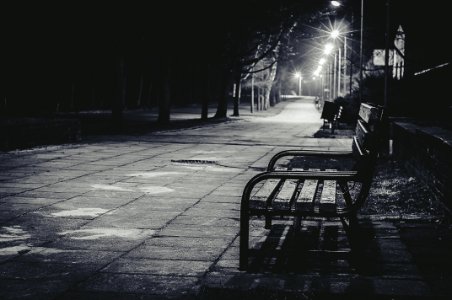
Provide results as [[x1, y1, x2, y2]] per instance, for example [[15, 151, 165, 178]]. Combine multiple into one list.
[[321, 101, 339, 121], [352, 102, 384, 205]]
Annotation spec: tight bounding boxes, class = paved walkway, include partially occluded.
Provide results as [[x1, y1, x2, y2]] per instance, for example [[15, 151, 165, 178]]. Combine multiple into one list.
[[0, 97, 450, 299]]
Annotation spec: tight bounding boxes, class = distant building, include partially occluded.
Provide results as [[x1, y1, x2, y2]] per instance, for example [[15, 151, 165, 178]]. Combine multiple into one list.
[[393, 25, 405, 80]]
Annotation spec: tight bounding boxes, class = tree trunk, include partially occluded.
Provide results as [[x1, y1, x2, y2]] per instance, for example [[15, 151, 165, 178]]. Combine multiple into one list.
[[158, 61, 171, 124], [264, 86, 271, 109], [113, 57, 126, 125], [232, 72, 241, 116], [147, 81, 153, 108], [214, 69, 229, 119], [201, 63, 210, 120], [250, 72, 255, 113], [137, 73, 144, 107], [70, 82, 75, 112], [257, 86, 261, 111], [258, 87, 264, 111]]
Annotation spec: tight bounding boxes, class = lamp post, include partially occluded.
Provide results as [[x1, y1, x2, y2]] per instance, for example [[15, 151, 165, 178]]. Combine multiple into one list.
[[330, 1, 363, 98], [343, 35, 347, 96], [314, 60, 325, 102], [323, 43, 334, 100], [294, 72, 302, 96], [330, 29, 340, 98], [359, 0, 364, 100]]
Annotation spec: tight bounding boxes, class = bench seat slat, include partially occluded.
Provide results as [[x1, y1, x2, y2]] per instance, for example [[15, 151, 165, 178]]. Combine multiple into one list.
[[296, 180, 318, 204], [320, 180, 336, 204], [252, 179, 280, 201], [292, 168, 320, 211], [275, 180, 298, 201], [273, 179, 298, 210]]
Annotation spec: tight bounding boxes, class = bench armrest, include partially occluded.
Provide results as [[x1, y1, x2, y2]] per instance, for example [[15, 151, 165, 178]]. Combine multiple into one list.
[[267, 150, 353, 171]]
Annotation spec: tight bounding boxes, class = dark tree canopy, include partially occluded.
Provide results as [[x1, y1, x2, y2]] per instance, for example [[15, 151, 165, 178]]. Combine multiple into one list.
[[2, 1, 448, 122]]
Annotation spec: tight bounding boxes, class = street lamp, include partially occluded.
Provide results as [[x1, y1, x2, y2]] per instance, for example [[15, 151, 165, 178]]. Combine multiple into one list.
[[330, 0, 364, 99], [331, 1, 341, 7], [294, 72, 302, 96], [322, 43, 335, 100], [324, 43, 334, 55], [331, 29, 340, 39], [329, 28, 343, 97]]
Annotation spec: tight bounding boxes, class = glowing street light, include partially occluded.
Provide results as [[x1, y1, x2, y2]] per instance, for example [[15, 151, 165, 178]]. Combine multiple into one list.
[[313, 65, 322, 77], [331, 1, 341, 7], [324, 43, 334, 55], [294, 72, 303, 96], [329, 29, 343, 97], [330, 29, 340, 39]]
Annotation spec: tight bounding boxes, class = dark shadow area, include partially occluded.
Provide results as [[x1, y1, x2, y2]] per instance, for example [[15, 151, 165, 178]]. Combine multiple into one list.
[[312, 126, 355, 138], [201, 219, 440, 299], [0, 109, 232, 151], [311, 119, 355, 138], [398, 220, 452, 298], [65, 111, 230, 136], [246, 220, 378, 275]]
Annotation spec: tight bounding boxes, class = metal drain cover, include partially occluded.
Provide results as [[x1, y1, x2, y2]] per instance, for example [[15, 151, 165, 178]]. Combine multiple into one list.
[[171, 159, 218, 165]]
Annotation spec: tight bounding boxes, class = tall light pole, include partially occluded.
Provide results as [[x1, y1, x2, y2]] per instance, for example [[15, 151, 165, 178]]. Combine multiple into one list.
[[359, 0, 364, 100], [384, 0, 390, 108], [324, 43, 334, 100], [315, 59, 325, 101], [330, 1, 363, 97], [343, 36, 347, 96], [330, 29, 342, 99], [294, 72, 302, 96], [333, 52, 337, 99]]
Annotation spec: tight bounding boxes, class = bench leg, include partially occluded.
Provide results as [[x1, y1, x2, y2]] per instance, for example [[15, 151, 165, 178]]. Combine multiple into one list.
[[293, 216, 302, 231], [239, 210, 250, 270], [265, 215, 272, 229], [340, 214, 360, 246]]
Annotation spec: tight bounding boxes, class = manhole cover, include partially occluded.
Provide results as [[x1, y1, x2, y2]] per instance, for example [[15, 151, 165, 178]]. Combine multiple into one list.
[[171, 159, 218, 165]]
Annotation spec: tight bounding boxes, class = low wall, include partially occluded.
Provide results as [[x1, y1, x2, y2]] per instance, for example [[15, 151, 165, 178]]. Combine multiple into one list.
[[392, 121, 452, 211]]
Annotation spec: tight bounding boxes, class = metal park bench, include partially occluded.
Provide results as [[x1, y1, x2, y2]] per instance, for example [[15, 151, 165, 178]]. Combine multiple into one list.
[[321, 101, 343, 133], [239, 102, 384, 270]]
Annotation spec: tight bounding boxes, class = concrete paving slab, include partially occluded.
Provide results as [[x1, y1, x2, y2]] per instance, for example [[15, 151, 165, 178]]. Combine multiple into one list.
[[102, 258, 212, 277], [74, 273, 200, 298]]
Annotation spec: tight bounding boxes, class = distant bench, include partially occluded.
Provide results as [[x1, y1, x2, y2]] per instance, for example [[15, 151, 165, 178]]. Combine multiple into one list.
[[321, 101, 343, 133], [239, 102, 384, 269]]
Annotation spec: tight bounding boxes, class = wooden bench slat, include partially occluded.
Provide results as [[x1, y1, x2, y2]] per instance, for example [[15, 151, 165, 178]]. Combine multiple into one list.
[[273, 179, 298, 210], [292, 168, 319, 210], [296, 179, 318, 203], [252, 179, 280, 200], [320, 180, 336, 204], [358, 103, 383, 124], [274, 179, 298, 202], [355, 119, 372, 149]]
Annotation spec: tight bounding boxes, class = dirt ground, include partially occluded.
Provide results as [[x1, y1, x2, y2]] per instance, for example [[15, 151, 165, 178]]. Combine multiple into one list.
[[365, 159, 449, 219]]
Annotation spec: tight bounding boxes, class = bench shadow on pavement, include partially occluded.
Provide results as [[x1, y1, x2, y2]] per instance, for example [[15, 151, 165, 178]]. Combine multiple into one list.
[[246, 218, 379, 275], [200, 218, 413, 299]]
